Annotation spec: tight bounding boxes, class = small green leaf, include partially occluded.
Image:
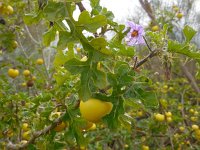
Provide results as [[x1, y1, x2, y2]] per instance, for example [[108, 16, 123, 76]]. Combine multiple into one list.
[[43, 2, 68, 21], [77, 11, 107, 32], [57, 31, 79, 50], [183, 25, 197, 42], [92, 69, 108, 89], [64, 58, 88, 74], [43, 27, 56, 46], [23, 12, 42, 25], [90, 37, 107, 49], [79, 69, 92, 101]]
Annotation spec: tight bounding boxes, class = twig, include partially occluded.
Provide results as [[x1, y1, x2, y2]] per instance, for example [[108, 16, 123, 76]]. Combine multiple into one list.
[[181, 64, 200, 94], [24, 25, 40, 45], [6, 113, 66, 150], [76, 2, 86, 12], [143, 36, 152, 52], [135, 50, 158, 69]]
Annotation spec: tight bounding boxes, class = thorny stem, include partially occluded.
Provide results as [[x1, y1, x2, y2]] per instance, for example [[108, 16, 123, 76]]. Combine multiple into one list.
[[143, 36, 152, 52]]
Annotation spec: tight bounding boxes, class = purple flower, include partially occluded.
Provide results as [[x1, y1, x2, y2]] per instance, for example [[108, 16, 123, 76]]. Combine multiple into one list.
[[126, 21, 145, 46]]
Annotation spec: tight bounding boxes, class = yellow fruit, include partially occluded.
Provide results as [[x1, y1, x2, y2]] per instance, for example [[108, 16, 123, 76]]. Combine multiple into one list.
[[22, 123, 29, 131], [169, 87, 174, 91], [142, 145, 149, 150], [137, 110, 144, 117], [154, 113, 165, 122], [23, 70, 31, 77], [194, 111, 199, 116], [165, 112, 172, 117], [163, 85, 168, 89], [124, 144, 129, 148], [76, 47, 81, 52], [189, 109, 194, 114], [88, 123, 96, 131], [80, 98, 113, 122], [32, 76, 36, 81], [177, 12, 183, 19], [192, 125, 199, 130], [36, 58, 44, 65], [21, 82, 27, 87], [151, 25, 159, 32], [195, 129, 200, 136], [54, 121, 66, 132], [49, 112, 61, 120], [6, 5, 14, 15], [22, 131, 31, 140], [8, 68, 19, 78], [173, 6, 179, 12], [166, 117, 172, 123], [179, 126, 185, 132], [190, 116, 197, 122], [80, 56, 87, 62], [12, 41, 18, 49]]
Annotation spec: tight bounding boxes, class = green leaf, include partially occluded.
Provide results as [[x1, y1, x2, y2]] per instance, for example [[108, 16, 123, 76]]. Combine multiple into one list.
[[23, 12, 42, 25], [57, 31, 79, 50], [183, 25, 197, 42], [77, 11, 107, 32], [64, 58, 88, 74], [168, 40, 200, 60], [54, 43, 75, 68], [90, 37, 112, 55], [43, 2, 68, 21], [92, 69, 108, 89], [79, 69, 92, 101], [43, 27, 56, 46]]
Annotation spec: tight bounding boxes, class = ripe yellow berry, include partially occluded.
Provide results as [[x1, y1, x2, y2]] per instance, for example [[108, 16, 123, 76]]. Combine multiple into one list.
[[154, 113, 165, 122], [151, 25, 159, 32], [166, 117, 172, 123], [177, 12, 183, 19], [179, 126, 185, 132], [23, 70, 31, 77], [192, 125, 199, 130], [165, 112, 172, 117], [8, 68, 19, 78], [36, 58, 44, 65], [142, 145, 149, 150]]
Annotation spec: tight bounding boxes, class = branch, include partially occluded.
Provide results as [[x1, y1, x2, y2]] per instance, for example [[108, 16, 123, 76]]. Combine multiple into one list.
[[135, 50, 158, 69], [6, 113, 66, 150], [181, 64, 200, 94], [24, 25, 40, 45], [139, 0, 156, 24], [76, 2, 86, 12]]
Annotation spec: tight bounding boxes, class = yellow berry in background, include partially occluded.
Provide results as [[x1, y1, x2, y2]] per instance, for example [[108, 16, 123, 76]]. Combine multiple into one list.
[[137, 110, 144, 117], [80, 98, 113, 123], [124, 144, 129, 148], [8, 68, 19, 78], [173, 6, 179, 12], [154, 113, 165, 122], [179, 126, 185, 132], [22, 123, 29, 131], [195, 129, 200, 136], [21, 82, 27, 87], [176, 12, 183, 19], [189, 109, 194, 114], [190, 116, 197, 122], [151, 25, 159, 32], [76, 47, 81, 52], [12, 41, 18, 49], [32, 76, 36, 81], [23, 70, 31, 77], [142, 145, 150, 150], [192, 124, 199, 130], [165, 112, 172, 117], [36, 58, 44, 65], [22, 131, 31, 140], [194, 111, 199, 116], [97, 62, 101, 70], [166, 117, 172, 123]]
